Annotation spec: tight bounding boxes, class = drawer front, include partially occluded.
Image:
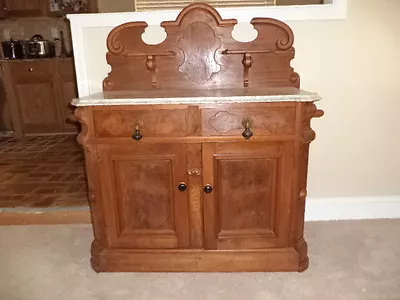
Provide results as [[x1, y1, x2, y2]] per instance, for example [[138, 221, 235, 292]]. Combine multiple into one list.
[[201, 106, 296, 137], [11, 60, 53, 82], [93, 108, 188, 138]]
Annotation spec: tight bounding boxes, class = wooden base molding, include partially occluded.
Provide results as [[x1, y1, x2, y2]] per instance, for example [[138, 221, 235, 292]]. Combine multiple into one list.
[[91, 242, 306, 273]]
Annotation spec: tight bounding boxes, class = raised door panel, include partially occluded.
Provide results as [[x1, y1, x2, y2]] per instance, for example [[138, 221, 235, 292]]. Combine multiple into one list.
[[5, 0, 45, 17], [98, 143, 190, 249], [203, 142, 293, 250], [15, 82, 61, 133]]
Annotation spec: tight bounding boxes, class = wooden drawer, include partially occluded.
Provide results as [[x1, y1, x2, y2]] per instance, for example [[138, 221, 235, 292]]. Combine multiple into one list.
[[10, 60, 53, 82], [93, 107, 188, 138], [201, 105, 296, 137]]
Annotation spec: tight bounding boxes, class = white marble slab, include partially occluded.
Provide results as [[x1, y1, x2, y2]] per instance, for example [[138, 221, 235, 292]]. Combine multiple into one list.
[[72, 88, 320, 107]]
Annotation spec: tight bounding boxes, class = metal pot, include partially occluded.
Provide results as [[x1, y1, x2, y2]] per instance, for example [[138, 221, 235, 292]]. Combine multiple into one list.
[[25, 34, 55, 59], [2, 40, 25, 60]]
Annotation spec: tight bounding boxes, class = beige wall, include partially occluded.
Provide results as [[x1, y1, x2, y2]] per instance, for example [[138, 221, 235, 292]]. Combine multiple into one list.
[[97, 0, 134, 12], [287, 0, 400, 197], [83, 0, 400, 198]]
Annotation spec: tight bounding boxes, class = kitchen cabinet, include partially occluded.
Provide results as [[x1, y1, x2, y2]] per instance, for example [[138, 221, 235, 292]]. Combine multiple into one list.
[[3, 0, 46, 17], [1, 58, 79, 137], [0, 66, 13, 132], [10, 60, 61, 134]]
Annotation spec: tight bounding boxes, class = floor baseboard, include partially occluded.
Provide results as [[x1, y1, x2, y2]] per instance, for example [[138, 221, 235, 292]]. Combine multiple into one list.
[[305, 196, 400, 221]]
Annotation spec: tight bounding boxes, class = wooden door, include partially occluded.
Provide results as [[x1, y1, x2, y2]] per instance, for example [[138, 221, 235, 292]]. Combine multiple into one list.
[[57, 59, 79, 133], [5, 0, 45, 17], [11, 61, 61, 134], [15, 82, 61, 133], [203, 142, 294, 250], [98, 143, 190, 249]]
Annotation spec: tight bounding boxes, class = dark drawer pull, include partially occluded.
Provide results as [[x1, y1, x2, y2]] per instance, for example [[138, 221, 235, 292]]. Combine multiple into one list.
[[242, 118, 253, 140], [204, 185, 213, 193], [178, 183, 187, 191], [132, 125, 143, 141]]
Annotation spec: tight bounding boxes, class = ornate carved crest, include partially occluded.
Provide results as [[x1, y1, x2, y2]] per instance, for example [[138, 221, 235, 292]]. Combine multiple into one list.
[[178, 21, 221, 83], [103, 3, 299, 91]]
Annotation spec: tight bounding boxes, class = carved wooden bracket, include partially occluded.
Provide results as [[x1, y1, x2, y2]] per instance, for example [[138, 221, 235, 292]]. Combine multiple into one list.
[[74, 107, 91, 152], [242, 53, 253, 87]]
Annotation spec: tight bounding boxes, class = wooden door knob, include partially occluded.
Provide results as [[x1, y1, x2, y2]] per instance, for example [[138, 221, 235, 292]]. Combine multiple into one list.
[[178, 183, 187, 191], [204, 185, 213, 193]]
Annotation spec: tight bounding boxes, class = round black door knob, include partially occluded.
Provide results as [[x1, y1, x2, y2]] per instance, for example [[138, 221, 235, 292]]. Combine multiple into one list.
[[178, 183, 187, 191], [204, 185, 213, 193]]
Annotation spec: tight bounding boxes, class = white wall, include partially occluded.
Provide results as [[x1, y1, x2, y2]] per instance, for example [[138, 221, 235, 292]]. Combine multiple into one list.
[[74, 0, 400, 200]]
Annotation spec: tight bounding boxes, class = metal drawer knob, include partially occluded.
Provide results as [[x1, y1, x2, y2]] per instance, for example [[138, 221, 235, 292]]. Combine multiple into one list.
[[28, 67, 34, 72], [132, 125, 143, 141], [242, 118, 253, 140], [178, 183, 187, 191], [204, 185, 213, 193]]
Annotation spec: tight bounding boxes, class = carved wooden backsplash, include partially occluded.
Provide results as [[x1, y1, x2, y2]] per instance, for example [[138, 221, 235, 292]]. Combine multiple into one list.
[[103, 3, 300, 91]]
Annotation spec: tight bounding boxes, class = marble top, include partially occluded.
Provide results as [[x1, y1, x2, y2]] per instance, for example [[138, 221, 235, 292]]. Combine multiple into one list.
[[72, 87, 320, 107]]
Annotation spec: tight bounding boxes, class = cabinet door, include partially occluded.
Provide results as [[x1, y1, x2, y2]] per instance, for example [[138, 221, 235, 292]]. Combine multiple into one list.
[[5, 0, 45, 17], [98, 143, 190, 249], [203, 142, 294, 250], [15, 81, 61, 133], [58, 60, 79, 133], [12, 62, 61, 134]]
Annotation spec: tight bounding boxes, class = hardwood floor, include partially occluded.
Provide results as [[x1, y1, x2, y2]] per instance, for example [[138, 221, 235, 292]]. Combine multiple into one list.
[[0, 135, 90, 223]]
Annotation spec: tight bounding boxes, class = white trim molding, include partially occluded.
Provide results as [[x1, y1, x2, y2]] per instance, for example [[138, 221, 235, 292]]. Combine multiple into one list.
[[68, 0, 347, 26], [305, 196, 400, 221], [68, 0, 347, 97]]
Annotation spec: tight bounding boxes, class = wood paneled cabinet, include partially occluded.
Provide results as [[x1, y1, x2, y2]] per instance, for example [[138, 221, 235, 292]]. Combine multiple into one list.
[[76, 101, 323, 273], [1, 58, 78, 136], [2, 0, 47, 17], [10, 60, 61, 134], [0, 0, 97, 18]]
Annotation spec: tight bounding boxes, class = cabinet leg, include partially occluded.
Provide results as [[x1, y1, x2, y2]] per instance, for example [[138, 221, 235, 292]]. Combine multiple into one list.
[[295, 238, 309, 272], [90, 240, 101, 273]]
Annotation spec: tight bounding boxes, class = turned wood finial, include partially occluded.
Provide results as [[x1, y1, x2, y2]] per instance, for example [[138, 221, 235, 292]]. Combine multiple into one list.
[[242, 53, 253, 87], [145, 55, 157, 87]]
